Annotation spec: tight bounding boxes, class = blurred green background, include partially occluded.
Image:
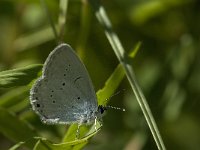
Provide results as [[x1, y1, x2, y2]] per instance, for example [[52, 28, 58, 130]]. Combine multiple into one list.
[[0, 0, 200, 149]]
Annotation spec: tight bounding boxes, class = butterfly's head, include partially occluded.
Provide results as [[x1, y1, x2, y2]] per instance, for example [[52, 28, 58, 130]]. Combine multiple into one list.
[[97, 105, 107, 114]]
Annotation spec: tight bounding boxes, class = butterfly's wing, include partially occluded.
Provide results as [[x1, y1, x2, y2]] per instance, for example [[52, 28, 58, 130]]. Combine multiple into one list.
[[30, 44, 98, 124]]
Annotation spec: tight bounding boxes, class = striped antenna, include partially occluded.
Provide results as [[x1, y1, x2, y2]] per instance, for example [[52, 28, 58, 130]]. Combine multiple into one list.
[[104, 89, 126, 105], [106, 105, 125, 112]]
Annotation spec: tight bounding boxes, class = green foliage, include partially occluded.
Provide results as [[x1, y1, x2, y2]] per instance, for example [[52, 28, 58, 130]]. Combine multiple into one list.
[[0, 46, 136, 149], [0, 108, 37, 149], [0, 0, 200, 150], [97, 42, 141, 105], [0, 65, 42, 88]]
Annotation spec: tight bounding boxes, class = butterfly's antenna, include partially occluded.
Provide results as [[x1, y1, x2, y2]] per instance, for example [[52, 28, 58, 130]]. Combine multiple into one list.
[[103, 89, 126, 105], [102, 89, 126, 112], [105, 105, 125, 112]]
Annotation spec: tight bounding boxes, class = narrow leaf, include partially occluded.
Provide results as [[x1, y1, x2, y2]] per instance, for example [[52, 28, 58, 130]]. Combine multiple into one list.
[[0, 64, 42, 88], [0, 87, 29, 110], [97, 42, 141, 105], [8, 142, 25, 150]]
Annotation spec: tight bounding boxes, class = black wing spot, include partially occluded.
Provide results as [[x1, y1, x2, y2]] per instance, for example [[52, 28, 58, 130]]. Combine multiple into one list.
[[53, 100, 55, 103], [64, 74, 66, 76], [51, 90, 54, 93], [77, 97, 80, 100], [66, 65, 71, 71], [90, 111, 94, 115], [50, 95, 53, 97], [36, 104, 40, 107], [62, 82, 65, 86]]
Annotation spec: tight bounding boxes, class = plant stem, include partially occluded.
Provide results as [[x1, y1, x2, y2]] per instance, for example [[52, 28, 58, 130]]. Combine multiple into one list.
[[58, 0, 69, 42], [40, 0, 58, 42]]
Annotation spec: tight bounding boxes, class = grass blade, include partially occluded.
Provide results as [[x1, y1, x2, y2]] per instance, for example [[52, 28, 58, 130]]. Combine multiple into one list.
[[0, 64, 42, 88], [58, 0, 69, 42], [40, 0, 58, 42]]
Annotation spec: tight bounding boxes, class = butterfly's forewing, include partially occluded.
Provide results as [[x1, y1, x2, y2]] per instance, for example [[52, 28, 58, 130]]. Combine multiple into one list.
[[30, 44, 98, 124]]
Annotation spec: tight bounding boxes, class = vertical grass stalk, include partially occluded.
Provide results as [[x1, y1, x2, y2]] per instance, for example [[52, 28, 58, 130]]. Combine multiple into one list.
[[40, 0, 59, 42], [58, 0, 69, 42]]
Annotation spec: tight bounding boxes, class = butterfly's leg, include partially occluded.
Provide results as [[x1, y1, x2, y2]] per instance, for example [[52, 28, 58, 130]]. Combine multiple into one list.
[[95, 116, 97, 132], [76, 123, 81, 139]]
